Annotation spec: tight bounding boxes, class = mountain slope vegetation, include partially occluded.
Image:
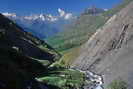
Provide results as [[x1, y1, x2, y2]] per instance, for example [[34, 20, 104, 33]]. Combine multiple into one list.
[[47, 0, 133, 66], [47, 0, 132, 52], [0, 13, 85, 89], [72, 1, 133, 88], [0, 13, 60, 89]]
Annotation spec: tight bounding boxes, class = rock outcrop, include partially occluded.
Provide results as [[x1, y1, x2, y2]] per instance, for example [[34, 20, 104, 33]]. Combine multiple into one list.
[[72, 1, 133, 88]]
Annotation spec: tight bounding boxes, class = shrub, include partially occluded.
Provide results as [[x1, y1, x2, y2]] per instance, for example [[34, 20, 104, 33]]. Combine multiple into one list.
[[108, 79, 127, 89]]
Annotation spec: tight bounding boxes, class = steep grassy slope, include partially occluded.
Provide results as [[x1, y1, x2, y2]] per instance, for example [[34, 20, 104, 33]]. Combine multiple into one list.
[[0, 14, 85, 89], [47, 13, 107, 52], [46, 0, 133, 66], [72, 1, 133, 88], [47, 0, 132, 51], [0, 13, 61, 89]]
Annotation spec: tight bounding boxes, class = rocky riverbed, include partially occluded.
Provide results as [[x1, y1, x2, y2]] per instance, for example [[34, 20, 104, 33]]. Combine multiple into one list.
[[71, 68, 104, 89]]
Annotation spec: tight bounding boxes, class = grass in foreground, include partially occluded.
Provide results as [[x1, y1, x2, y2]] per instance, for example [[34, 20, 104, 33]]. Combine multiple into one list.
[[37, 67, 85, 89], [108, 79, 127, 89], [58, 46, 81, 67]]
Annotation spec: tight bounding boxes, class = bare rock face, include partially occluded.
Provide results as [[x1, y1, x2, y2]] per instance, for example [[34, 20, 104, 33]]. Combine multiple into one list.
[[72, 1, 133, 88]]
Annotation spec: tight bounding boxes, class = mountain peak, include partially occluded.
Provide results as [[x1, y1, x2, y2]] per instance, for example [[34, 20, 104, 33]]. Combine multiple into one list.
[[23, 14, 58, 22], [2, 12, 17, 18], [82, 6, 107, 15], [1, 9, 76, 39], [2, 8, 75, 22]]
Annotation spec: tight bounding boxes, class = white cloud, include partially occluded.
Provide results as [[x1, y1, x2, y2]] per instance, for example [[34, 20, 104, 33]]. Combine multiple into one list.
[[58, 8, 65, 17], [58, 8, 74, 20]]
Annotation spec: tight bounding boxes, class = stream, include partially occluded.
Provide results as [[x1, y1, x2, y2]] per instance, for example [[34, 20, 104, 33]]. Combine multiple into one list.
[[72, 69, 104, 89], [35, 69, 104, 89]]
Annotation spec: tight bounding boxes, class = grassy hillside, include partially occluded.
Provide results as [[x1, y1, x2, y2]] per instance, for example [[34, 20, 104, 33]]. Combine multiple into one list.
[[37, 67, 85, 89], [46, 0, 133, 66], [0, 13, 60, 89], [47, 13, 107, 52], [0, 13, 86, 89]]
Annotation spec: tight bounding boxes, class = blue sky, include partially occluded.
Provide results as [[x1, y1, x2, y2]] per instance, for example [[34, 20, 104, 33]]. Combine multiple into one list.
[[0, 0, 122, 15]]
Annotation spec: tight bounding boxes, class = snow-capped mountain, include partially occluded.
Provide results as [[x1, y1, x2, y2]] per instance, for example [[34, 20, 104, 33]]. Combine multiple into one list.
[[3, 8, 75, 22], [2, 12, 17, 18], [2, 8, 76, 39], [23, 14, 58, 22]]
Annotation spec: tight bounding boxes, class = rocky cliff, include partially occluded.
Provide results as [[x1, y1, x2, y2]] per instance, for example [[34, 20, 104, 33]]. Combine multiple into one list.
[[72, 1, 133, 88]]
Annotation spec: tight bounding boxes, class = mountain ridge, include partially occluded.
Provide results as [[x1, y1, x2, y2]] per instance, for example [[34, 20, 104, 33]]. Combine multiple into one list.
[[0, 13, 62, 89], [2, 7, 106, 39], [2, 9, 76, 39], [71, 1, 133, 88]]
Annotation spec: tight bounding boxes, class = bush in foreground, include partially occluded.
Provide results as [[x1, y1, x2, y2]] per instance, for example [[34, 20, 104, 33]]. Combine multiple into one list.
[[108, 79, 127, 89]]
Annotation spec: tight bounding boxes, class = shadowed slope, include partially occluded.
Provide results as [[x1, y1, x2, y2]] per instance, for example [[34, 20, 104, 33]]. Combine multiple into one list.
[[0, 14, 61, 89]]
